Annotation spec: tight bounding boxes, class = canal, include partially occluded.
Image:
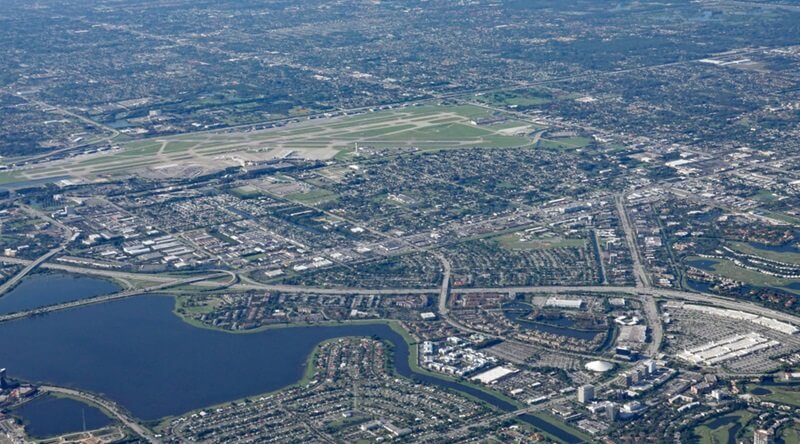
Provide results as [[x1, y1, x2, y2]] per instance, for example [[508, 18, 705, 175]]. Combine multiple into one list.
[[0, 294, 585, 443]]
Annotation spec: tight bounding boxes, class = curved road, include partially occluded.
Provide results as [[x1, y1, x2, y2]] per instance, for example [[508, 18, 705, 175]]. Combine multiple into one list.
[[41, 385, 159, 443]]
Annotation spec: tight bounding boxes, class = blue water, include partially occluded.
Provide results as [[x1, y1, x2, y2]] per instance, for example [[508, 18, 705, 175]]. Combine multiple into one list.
[[12, 395, 111, 438], [749, 237, 800, 254], [686, 259, 718, 272], [686, 279, 713, 293], [503, 302, 603, 341], [0, 295, 585, 443], [701, 415, 742, 444], [0, 273, 120, 315]]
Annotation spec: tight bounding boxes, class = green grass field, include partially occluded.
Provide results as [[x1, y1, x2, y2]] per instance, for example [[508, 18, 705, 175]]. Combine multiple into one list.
[[757, 210, 800, 226], [686, 255, 800, 294], [781, 425, 800, 444], [728, 241, 800, 265], [229, 185, 263, 198], [538, 136, 593, 150], [693, 410, 753, 444], [0, 171, 23, 184], [496, 233, 586, 250], [285, 188, 337, 204], [475, 90, 553, 107], [746, 383, 800, 407]]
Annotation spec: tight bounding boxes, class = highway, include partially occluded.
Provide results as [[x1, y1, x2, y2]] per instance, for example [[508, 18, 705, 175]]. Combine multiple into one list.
[[0, 246, 65, 297], [457, 284, 800, 325], [615, 195, 650, 288], [615, 194, 661, 356], [0, 272, 232, 323], [40, 385, 159, 443], [0, 204, 77, 298], [2, 256, 797, 338], [435, 252, 452, 318]]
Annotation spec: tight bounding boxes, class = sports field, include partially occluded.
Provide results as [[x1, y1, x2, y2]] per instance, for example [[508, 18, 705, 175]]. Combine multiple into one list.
[[0, 104, 541, 185]]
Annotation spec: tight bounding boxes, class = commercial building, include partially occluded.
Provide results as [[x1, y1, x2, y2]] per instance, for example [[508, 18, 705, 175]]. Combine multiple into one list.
[[471, 366, 518, 384], [677, 332, 780, 366], [578, 384, 595, 404], [545, 297, 583, 309]]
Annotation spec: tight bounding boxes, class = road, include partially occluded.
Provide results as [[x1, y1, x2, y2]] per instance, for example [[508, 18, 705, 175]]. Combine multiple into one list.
[[614, 194, 663, 356], [435, 252, 452, 317], [2, 255, 797, 340], [0, 272, 233, 323], [0, 204, 77, 298], [40, 385, 159, 443], [615, 195, 649, 288], [0, 246, 65, 297], [458, 284, 800, 325]]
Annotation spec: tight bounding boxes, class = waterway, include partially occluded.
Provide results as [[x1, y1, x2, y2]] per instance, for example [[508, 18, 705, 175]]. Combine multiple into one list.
[[11, 395, 111, 438], [0, 295, 585, 443], [0, 272, 120, 315]]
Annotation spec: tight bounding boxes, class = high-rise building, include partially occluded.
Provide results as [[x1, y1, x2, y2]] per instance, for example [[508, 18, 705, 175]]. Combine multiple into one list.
[[0, 368, 6, 389], [616, 373, 632, 388], [607, 403, 618, 422], [578, 384, 595, 404], [630, 368, 645, 384], [754, 429, 773, 444]]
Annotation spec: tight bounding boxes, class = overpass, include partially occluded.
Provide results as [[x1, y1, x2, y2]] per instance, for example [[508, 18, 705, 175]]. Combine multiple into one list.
[[0, 246, 65, 297], [0, 205, 77, 298]]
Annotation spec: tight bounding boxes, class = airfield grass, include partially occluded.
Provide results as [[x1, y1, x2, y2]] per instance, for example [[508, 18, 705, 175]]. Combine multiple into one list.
[[381, 122, 492, 140], [326, 123, 417, 139], [119, 141, 161, 156], [163, 141, 196, 153], [77, 155, 126, 167], [487, 120, 545, 131], [0, 171, 24, 184]]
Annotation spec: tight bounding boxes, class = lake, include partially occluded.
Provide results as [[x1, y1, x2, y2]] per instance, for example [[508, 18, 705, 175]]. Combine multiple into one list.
[[686, 259, 718, 272], [0, 294, 585, 443], [12, 395, 111, 438], [0, 272, 120, 315], [503, 301, 604, 341]]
